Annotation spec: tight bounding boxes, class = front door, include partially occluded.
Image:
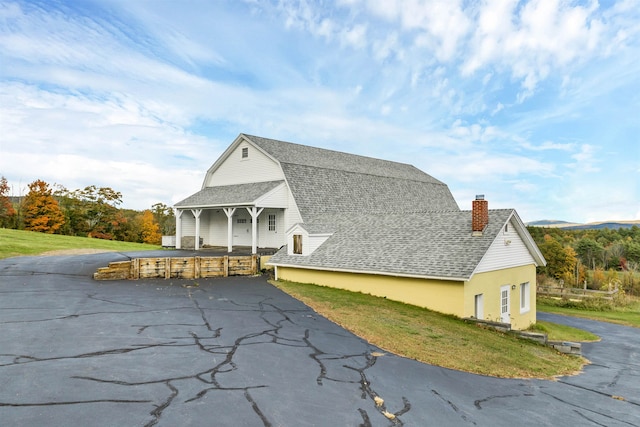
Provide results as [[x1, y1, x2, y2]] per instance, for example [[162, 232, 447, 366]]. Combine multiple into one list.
[[500, 285, 510, 324]]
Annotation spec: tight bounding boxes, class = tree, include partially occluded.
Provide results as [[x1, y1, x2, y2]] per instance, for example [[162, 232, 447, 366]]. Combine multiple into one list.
[[22, 179, 65, 233], [538, 234, 577, 284], [140, 210, 161, 244], [575, 238, 604, 269], [54, 185, 123, 239], [151, 202, 175, 235], [0, 176, 16, 227]]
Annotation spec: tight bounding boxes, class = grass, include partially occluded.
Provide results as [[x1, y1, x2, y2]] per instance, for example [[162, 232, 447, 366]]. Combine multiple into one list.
[[538, 297, 640, 328], [529, 320, 599, 342], [0, 228, 162, 259], [272, 280, 588, 379]]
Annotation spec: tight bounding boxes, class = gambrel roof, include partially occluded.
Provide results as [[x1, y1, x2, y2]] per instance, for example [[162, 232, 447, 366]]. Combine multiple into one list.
[[269, 209, 544, 281], [244, 134, 459, 221]]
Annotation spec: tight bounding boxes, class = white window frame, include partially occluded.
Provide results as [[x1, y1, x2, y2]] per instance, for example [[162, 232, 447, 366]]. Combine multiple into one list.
[[520, 282, 530, 313], [268, 214, 276, 231]]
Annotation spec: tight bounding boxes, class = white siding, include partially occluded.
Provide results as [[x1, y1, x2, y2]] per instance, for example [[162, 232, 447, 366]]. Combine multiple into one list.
[[205, 141, 284, 187], [258, 208, 286, 248], [207, 210, 228, 246], [256, 184, 288, 208], [474, 219, 536, 274], [181, 212, 196, 236], [308, 234, 331, 253]]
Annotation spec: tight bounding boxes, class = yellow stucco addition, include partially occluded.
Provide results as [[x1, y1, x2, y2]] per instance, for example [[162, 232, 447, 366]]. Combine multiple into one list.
[[276, 264, 537, 330]]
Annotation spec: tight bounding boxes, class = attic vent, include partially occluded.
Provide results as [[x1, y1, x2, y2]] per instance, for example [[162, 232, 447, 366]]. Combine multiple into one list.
[[242, 147, 248, 158]]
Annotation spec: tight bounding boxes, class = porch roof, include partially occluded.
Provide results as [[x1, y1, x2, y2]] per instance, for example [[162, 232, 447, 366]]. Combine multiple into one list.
[[175, 180, 284, 208]]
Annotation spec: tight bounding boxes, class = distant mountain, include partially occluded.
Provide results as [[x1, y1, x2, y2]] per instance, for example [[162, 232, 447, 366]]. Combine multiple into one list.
[[527, 219, 640, 230]]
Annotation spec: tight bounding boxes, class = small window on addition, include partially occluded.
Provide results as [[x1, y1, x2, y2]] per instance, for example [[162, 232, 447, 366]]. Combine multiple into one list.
[[268, 214, 276, 231], [242, 147, 248, 158], [293, 234, 302, 254]]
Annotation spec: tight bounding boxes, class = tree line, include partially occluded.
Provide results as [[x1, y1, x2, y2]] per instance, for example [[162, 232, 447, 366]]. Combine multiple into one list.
[[0, 177, 175, 245], [528, 225, 640, 295]]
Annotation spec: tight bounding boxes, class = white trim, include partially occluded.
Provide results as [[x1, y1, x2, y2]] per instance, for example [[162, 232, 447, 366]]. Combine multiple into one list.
[[267, 262, 469, 282], [520, 281, 531, 314]]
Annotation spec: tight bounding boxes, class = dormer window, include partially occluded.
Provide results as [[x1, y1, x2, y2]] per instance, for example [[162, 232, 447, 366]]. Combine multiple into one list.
[[242, 147, 249, 158]]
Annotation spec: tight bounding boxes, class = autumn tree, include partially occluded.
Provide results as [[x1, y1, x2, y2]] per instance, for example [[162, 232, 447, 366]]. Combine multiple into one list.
[[22, 179, 65, 233], [55, 185, 123, 239], [537, 234, 577, 285], [140, 210, 161, 244], [0, 176, 16, 227], [151, 202, 175, 235]]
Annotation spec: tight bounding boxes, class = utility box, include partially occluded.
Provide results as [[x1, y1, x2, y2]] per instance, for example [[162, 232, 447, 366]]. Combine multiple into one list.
[[161, 235, 176, 248]]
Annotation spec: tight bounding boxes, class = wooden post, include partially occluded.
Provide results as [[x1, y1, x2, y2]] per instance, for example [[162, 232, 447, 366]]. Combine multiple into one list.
[[195, 257, 201, 279], [223, 208, 236, 253], [130, 258, 140, 280], [165, 257, 171, 279], [251, 254, 257, 274], [223, 255, 229, 277]]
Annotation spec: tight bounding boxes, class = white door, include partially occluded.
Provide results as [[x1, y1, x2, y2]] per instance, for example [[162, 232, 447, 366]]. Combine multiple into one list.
[[232, 215, 252, 246], [474, 294, 484, 319], [500, 285, 510, 324]]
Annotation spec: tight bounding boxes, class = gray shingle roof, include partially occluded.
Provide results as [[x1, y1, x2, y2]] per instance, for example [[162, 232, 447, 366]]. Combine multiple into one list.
[[269, 209, 516, 280], [241, 134, 459, 222], [175, 181, 284, 207], [280, 163, 458, 222], [244, 134, 444, 184]]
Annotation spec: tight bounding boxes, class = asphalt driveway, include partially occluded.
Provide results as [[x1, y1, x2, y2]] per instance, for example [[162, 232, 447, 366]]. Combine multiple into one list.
[[1, 252, 638, 426]]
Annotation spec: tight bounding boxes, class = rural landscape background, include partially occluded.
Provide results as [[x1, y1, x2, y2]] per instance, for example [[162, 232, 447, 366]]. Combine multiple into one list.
[[1, 175, 639, 296]]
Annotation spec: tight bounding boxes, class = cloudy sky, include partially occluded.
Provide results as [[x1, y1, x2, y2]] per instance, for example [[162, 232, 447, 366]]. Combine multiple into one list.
[[1, 0, 638, 223]]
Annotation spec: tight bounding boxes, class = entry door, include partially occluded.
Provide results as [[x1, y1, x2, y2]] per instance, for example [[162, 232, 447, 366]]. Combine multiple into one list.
[[500, 285, 510, 323], [232, 215, 252, 246], [474, 294, 484, 319]]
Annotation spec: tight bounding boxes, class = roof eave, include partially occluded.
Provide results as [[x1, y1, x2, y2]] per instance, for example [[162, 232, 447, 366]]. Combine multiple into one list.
[[268, 262, 470, 282]]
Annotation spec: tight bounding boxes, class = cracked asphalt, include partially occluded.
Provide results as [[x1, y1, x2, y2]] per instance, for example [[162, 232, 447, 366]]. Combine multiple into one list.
[[1, 252, 639, 426]]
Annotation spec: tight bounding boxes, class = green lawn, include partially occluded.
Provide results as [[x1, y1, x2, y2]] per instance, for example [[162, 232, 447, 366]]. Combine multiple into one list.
[[530, 320, 599, 342], [273, 280, 589, 379], [538, 298, 640, 328], [0, 228, 162, 259]]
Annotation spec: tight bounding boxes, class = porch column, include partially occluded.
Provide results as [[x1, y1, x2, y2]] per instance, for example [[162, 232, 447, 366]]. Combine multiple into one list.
[[191, 209, 203, 250], [175, 209, 183, 249], [223, 207, 236, 252], [246, 206, 264, 254]]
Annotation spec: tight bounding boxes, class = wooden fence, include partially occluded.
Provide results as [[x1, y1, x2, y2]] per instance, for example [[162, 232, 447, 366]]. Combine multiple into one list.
[[93, 255, 259, 281], [537, 285, 619, 301]]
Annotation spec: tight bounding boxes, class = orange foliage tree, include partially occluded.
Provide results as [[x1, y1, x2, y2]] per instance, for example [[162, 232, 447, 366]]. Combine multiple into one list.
[[23, 179, 65, 233], [140, 209, 161, 244]]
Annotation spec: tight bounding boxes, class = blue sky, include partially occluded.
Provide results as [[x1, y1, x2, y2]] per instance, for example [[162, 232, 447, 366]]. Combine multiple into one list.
[[1, 0, 638, 223]]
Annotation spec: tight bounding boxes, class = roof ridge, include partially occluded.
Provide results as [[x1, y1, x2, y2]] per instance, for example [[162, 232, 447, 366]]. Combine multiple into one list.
[[243, 133, 416, 168], [279, 160, 449, 184]]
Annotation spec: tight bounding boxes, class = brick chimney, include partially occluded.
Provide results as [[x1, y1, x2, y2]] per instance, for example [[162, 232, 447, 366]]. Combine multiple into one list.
[[472, 195, 488, 235]]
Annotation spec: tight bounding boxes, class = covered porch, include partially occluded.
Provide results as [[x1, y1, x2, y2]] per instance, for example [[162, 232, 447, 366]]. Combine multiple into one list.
[[174, 181, 289, 254]]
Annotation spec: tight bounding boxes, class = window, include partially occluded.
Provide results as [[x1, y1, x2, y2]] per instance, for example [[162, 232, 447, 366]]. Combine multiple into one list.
[[520, 282, 530, 313], [293, 234, 302, 254], [268, 214, 276, 231], [237, 218, 247, 224], [242, 147, 248, 158]]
